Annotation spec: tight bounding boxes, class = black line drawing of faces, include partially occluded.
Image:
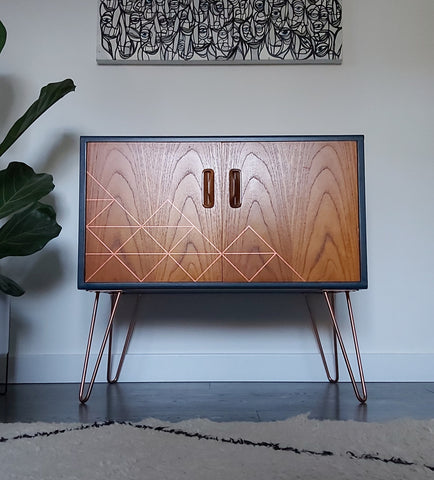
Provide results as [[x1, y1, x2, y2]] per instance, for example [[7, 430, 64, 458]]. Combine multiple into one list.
[[98, 0, 342, 62]]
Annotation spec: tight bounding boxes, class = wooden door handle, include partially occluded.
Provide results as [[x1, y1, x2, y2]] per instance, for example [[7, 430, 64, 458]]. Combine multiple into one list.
[[202, 169, 215, 208], [229, 169, 241, 208]]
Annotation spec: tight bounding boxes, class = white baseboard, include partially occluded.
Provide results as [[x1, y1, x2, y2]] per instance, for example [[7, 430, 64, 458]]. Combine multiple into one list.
[[7, 353, 434, 383]]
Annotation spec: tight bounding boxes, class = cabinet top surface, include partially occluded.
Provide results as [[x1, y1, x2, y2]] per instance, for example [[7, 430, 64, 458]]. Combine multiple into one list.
[[80, 134, 364, 144]]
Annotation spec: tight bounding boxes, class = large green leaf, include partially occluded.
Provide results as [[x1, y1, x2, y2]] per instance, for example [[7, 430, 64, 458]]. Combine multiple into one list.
[[0, 273, 24, 297], [0, 162, 55, 219], [0, 201, 61, 258], [0, 20, 6, 55], [0, 78, 76, 158]]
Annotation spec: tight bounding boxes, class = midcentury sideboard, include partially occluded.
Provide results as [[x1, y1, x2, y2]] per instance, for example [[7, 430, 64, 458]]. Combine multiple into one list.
[[78, 135, 368, 403]]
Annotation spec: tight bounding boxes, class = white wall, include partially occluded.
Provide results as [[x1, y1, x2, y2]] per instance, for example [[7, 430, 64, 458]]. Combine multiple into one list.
[[1, 0, 434, 383]]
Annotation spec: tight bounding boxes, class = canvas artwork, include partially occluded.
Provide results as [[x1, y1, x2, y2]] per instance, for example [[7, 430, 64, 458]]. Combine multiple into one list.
[[96, 0, 342, 64]]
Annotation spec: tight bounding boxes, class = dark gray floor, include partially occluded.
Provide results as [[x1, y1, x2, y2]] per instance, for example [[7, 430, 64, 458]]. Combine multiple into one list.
[[1, 382, 434, 424]]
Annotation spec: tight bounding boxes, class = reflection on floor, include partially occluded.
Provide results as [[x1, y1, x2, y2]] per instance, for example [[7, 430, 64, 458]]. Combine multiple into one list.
[[1, 382, 434, 424]]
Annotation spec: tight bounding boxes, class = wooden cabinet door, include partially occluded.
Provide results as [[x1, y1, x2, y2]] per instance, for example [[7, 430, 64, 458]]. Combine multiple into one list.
[[84, 141, 224, 284], [220, 140, 361, 284]]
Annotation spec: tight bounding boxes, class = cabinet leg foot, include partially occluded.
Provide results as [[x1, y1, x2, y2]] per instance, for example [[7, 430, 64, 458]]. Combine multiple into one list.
[[107, 297, 136, 384], [79, 291, 122, 403], [308, 291, 367, 403], [325, 291, 367, 403], [306, 294, 339, 383]]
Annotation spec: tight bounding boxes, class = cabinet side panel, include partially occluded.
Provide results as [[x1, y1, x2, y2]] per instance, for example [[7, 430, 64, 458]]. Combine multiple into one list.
[[297, 141, 361, 282]]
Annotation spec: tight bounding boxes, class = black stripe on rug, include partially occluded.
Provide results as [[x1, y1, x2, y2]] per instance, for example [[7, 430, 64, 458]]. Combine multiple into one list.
[[1, 420, 433, 472]]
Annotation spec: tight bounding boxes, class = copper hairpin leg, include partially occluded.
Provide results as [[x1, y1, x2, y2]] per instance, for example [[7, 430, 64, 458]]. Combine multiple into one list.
[[79, 291, 133, 403], [307, 291, 367, 403], [306, 294, 339, 383], [107, 295, 136, 384]]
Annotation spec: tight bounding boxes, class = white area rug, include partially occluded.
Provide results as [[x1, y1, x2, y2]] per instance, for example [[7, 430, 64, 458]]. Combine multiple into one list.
[[1, 415, 433, 479]]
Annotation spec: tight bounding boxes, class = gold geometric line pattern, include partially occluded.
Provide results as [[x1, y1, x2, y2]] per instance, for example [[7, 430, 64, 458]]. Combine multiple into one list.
[[142, 199, 191, 226], [194, 254, 223, 282], [85, 183, 306, 282], [223, 253, 276, 282], [223, 226, 306, 282], [161, 227, 193, 253], [86, 199, 114, 225], [87, 172, 141, 225]]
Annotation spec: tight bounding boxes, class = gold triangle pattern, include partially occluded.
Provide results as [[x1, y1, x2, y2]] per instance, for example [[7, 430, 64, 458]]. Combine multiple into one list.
[[85, 185, 305, 283]]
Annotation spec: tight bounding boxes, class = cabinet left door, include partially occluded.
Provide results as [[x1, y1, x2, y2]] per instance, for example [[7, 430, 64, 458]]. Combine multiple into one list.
[[84, 140, 224, 285]]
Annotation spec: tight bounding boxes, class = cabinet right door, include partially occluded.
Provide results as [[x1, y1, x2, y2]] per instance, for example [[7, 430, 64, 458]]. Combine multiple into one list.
[[220, 140, 362, 284]]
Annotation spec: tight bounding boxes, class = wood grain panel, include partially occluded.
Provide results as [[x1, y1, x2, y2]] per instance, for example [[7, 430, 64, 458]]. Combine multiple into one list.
[[85, 141, 223, 283], [221, 141, 360, 283], [84, 139, 362, 285], [289, 141, 360, 282]]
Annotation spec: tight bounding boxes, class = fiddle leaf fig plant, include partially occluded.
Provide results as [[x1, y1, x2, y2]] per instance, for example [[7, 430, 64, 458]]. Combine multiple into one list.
[[0, 21, 5, 54], [0, 19, 76, 296]]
